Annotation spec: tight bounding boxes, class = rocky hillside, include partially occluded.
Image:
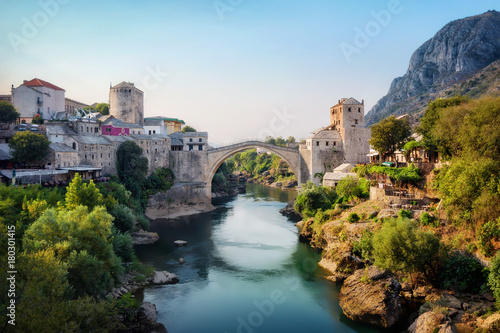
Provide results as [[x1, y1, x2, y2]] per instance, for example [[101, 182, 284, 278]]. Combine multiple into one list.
[[366, 10, 500, 126]]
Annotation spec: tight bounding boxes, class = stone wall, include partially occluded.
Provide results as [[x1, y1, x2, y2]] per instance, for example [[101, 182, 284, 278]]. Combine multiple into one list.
[[169, 150, 208, 183], [145, 182, 213, 220]]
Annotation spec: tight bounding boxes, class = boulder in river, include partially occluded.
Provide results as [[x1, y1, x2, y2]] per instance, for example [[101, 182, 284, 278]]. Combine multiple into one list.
[[152, 271, 179, 285], [408, 311, 458, 333], [131, 230, 159, 245], [174, 240, 187, 247], [339, 266, 402, 328]]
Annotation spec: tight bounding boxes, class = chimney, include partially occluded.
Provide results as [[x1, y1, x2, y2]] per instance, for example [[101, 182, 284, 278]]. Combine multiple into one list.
[[23, 80, 28, 84], [362, 99, 364, 105], [338, 99, 340, 105]]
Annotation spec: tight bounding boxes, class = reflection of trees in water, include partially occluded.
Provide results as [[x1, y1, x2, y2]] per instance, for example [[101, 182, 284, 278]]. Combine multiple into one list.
[[243, 183, 297, 203]]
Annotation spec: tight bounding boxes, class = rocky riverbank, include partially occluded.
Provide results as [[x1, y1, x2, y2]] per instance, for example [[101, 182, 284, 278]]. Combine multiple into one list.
[[297, 199, 497, 332]]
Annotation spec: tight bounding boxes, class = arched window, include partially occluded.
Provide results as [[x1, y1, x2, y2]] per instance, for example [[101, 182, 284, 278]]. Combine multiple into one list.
[[72, 142, 76, 150]]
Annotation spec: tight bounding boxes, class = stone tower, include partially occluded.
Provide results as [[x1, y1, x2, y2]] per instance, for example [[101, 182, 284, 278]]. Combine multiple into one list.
[[329, 97, 370, 164], [109, 82, 144, 125]]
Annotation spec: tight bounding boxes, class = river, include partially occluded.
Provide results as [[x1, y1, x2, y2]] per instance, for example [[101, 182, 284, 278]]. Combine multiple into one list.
[[135, 183, 385, 333]]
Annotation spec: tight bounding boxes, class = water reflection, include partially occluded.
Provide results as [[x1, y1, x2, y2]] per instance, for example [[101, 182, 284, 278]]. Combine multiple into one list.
[[135, 183, 384, 333]]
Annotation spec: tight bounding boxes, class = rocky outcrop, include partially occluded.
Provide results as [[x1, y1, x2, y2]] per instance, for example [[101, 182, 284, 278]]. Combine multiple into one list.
[[131, 230, 159, 245], [279, 199, 302, 220], [339, 266, 402, 328], [366, 10, 500, 126], [408, 312, 458, 333], [478, 313, 500, 332], [152, 271, 179, 285]]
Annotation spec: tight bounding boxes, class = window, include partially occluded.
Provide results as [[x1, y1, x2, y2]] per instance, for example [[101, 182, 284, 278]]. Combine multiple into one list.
[[86, 127, 89, 132], [81, 126, 83, 131], [73, 142, 76, 150], [106, 128, 111, 132], [316, 141, 319, 146], [358, 107, 361, 113], [199, 138, 202, 142], [334, 141, 336, 146], [95, 127, 98, 133], [92, 155, 94, 160], [189, 138, 193, 142], [348, 107, 351, 112], [198, 145, 202, 151], [326, 142, 329, 146], [56, 135, 58, 138], [132, 131, 135, 134], [149, 130, 151, 135], [153, 130, 156, 134], [100, 153, 102, 158], [108, 153, 110, 158], [355, 119, 358, 125], [57, 153, 60, 157], [147, 149, 149, 153], [189, 145, 193, 151], [85, 154, 87, 159], [155, 149, 157, 153]]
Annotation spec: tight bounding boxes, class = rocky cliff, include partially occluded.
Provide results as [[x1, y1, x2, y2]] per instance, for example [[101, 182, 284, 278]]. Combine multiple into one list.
[[366, 10, 500, 126]]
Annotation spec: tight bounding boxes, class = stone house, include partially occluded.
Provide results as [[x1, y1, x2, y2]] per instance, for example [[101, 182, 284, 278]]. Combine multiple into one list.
[[101, 116, 144, 136], [183, 132, 208, 151]]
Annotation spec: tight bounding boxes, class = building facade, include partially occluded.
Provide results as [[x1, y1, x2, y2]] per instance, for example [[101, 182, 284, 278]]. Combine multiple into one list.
[[12, 78, 65, 122]]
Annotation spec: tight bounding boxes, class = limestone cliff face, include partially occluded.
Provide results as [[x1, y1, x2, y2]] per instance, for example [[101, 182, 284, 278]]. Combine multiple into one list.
[[366, 10, 500, 126]]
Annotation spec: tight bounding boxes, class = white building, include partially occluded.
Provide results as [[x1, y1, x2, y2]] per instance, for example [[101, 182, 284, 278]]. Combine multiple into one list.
[[183, 132, 208, 151], [12, 78, 65, 122], [143, 118, 167, 135]]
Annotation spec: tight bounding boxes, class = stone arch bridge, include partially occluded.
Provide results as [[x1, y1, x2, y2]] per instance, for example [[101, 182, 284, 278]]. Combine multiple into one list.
[[167, 141, 311, 207]]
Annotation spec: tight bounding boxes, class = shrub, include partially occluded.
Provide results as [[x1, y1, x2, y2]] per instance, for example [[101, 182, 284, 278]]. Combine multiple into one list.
[[294, 182, 337, 218], [420, 212, 439, 227], [67, 250, 113, 297], [113, 231, 135, 262], [372, 218, 442, 283], [398, 209, 412, 219], [477, 219, 500, 257], [347, 212, 360, 223], [137, 215, 150, 231], [440, 254, 487, 293], [110, 204, 136, 233], [488, 251, 500, 305], [352, 229, 373, 260]]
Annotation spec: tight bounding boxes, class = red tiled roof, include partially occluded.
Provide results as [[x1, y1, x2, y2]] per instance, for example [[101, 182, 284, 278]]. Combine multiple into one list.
[[23, 78, 65, 91]]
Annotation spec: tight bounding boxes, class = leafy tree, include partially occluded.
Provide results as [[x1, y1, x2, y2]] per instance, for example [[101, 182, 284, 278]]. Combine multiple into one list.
[[95, 103, 109, 115], [336, 175, 368, 199], [417, 95, 469, 155], [8, 131, 50, 165], [181, 125, 196, 133], [275, 137, 286, 147], [372, 218, 442, 283], [440, 254, 487, 292], [264, 136, 276, 145], [22, 206, 123, 291], [116, 141, 148, 198], [110, 204, 136, 233], [0, 101, 19, 123], [286, 136, 296, 144], [112, 230, 135, 262], [65, 173, 104, 211], [369, 115, 411, 162], [67, 250, 113, 297], [403, 141, 426, 160]]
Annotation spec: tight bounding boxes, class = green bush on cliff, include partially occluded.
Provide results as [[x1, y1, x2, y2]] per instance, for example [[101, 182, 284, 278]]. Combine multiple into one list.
[[352, 229, 373, 260], [294, 182, 337, 218], [488, 251, 500, 306], [440, 254, 487, 292], [347, 212, 360, 223], [372, 218, 442, 283], [110, 204, 136, 233], [477, 219, 500, 257]]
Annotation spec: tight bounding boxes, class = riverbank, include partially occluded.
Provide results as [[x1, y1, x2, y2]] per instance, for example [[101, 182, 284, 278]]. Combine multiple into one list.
[[232, 170, 298, 190], [296, 198, 498, 332]]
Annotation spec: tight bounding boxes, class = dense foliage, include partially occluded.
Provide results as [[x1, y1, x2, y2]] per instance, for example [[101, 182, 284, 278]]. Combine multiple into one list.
[[372, 218, 441, 283], [116, 141, 149, 199], [440, 254, 487, 293], [8, 131, 50, 165], [0, 101, 20, 123], [294, 182, 338, 218], [369, 115, 411, 161], [0, 175, 153, 331]]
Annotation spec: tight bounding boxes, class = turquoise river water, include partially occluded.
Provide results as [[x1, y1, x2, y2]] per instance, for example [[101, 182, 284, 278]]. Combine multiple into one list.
[[135, 183, 387, 333]]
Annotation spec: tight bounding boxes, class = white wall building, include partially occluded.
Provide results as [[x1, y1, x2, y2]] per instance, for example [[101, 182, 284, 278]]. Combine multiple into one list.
[[143, 118, 167, 135], [12, 78, 65, 122]]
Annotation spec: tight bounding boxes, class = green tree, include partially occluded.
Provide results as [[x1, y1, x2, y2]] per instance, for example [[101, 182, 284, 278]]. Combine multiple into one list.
[[286, 136, 296, 144], [8, 131, 50, 165], [116, 141, 148, 198], [336, 175, 364, 199], [181, 125, 196, 133], [65, 173, 104, 211], [264, 136, 276, 145], [372, 218, 442, 283], [369, 115, 411, 162], [294, 182, 337, 218], [488, 251, 500, 305], [110, 204, 136, 233], [275, 137, 286, 147], [0, 101, 19, 123], [95, 103, 110, 115]]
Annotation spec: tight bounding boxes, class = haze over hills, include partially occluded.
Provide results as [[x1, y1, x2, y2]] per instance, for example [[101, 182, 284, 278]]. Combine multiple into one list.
[[365, 10, 500, 126]]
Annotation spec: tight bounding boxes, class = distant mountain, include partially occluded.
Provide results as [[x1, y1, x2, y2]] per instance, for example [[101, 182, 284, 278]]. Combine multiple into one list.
[[366, 10, 500, 126]]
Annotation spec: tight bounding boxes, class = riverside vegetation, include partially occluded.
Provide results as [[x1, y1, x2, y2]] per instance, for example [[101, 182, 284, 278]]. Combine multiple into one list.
[[0, 141, 175, 332], [293, 95, 500, 331]]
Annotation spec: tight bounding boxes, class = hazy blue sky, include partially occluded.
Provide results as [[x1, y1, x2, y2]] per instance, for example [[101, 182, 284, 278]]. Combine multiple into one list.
[[1, 0, 498, 144]]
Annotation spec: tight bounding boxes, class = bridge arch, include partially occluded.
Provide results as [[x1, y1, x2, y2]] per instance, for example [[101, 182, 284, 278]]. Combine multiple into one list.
[[206, 141, 302, 186]]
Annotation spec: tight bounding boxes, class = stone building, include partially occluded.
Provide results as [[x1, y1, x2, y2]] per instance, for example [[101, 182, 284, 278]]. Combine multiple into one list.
[[62, 98, 89, 119], [101, 116, 144, 136], [109, 82, 144, 126], [11, 78, 66, 123], [183, 132, 208, 151], [144, 116, 185, 135], [299, 97, 370, 185]]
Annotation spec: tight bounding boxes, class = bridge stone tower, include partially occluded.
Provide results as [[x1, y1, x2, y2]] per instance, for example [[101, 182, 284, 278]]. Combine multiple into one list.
[[109, 82, 144, 125], [329, 97, 370, 165]]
